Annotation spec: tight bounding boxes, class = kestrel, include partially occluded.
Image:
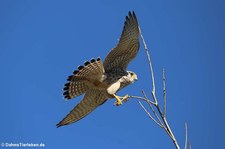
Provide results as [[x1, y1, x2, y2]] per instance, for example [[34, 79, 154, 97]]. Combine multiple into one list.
[[57, 11, 140, 127]]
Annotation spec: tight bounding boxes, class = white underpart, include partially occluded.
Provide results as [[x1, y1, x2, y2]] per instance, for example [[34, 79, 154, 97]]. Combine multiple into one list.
[[107, 81, 121, 95], [107, 75, 132, 95]]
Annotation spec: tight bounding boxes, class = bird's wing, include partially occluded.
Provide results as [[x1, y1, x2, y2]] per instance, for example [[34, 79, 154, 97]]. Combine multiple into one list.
[[57, 89, 108, 127], [103, 11, 140, 73], [63, 58, 105, 100]]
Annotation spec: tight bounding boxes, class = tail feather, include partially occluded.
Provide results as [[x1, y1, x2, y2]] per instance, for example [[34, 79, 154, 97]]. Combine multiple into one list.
[[76, 57, 104, 78], [63, 57, 105, 100]]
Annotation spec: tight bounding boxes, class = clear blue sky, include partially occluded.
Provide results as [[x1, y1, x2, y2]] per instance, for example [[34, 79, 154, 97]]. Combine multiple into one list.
[[1, 0, 225, 148]]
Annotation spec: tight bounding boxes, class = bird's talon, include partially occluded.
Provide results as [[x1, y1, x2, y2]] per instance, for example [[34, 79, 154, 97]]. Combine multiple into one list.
[[113, 94, 123, 106], [114, 99, 123, 106]]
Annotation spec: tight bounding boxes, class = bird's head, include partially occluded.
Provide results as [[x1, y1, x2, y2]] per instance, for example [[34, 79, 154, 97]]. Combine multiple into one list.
[[127, 71, 138, 83]]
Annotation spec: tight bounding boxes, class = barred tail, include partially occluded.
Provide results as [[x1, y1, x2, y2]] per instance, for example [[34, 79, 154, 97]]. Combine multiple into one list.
[[63, 57, 105, 100]]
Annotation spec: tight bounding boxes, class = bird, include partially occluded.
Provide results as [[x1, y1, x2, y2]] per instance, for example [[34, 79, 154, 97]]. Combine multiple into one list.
[[56, 11, 140, 127]]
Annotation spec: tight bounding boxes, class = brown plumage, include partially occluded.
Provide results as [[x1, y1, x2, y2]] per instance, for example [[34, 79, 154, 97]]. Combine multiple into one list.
[[57, 11, 139, 127]]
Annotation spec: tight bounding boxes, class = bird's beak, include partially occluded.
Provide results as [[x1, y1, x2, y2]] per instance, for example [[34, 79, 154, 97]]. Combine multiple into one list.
[[134, 74, 138, 81]]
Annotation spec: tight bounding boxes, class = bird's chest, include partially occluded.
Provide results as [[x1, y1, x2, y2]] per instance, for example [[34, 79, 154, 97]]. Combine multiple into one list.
[[105, 75, 131, 95]]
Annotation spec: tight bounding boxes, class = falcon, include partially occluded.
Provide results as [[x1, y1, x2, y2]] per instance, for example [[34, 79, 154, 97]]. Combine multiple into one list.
[[57, 11, 140, 127]]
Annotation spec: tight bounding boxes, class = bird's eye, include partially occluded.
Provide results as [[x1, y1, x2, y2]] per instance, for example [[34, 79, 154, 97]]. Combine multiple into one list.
[[130, 72, 134, 76]]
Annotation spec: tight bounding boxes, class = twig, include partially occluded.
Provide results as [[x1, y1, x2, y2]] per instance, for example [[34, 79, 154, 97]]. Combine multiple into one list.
[[128, 95, 155, 105], [136, 26, 180, 149], [185, 123, 188, 149], [162, 116, 179, 148], [142, 91, 164, 126], [185, 123, 192, 149], [139, 27, 156, 96], [138, 100, 163, 128], [189, 142, 192, 149], [163, 68, 167, 117]]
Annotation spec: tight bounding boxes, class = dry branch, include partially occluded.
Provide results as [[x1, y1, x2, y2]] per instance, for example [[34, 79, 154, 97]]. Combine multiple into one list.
[[126, 27, 191, 149]]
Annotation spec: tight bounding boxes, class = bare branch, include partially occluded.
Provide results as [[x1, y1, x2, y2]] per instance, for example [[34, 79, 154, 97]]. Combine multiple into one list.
[[162, 117, 180, 148], [189, 142, 192, 149], [142, 91, 164, 126], [139, 27, 156, 95], [128, 95, 155, 105], [184, 123, 188, 149], [163, 68, 167, 117], [185, 123, 192, 149], [138, 100, 163, 128], [137, 26, 181, 149]]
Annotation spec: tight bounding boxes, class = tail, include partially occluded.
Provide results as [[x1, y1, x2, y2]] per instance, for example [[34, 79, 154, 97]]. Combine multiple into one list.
[[63, 57, 105, 100]]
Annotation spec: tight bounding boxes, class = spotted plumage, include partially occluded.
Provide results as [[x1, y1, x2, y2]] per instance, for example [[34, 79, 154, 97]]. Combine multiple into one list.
[[57, 11, 140, 127]]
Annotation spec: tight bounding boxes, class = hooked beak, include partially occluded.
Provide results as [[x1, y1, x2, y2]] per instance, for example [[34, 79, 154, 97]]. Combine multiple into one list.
[[133, 74, 138, 81]]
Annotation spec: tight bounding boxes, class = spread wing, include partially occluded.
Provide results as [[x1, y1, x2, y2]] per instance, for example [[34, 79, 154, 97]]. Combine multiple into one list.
[[103, 11, 140, 73], [56, 89, 108, 127]]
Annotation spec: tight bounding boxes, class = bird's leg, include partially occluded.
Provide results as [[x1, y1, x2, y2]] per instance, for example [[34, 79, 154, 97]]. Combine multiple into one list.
[[120, 94, 129, 102], [113, 94, 129, 106], [117, 94, 129, 102], [113, 94, 123, 106]]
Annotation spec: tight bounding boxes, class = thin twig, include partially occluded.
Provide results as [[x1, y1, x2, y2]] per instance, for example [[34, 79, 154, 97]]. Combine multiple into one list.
[[185, 123, 188, 149], [129, 93, 163, 127], [163, 68, 167, 117], [185, 123, 192, 149], [142, 91, 164, 126], [138, 26, 181, 149], [162, 117, 179, 148], [139, 27, 156, 95], [138, 100, 163, 128], [128, 95, 155, 105], [189, 142, 192, 149], [128, 94, 163, 126]]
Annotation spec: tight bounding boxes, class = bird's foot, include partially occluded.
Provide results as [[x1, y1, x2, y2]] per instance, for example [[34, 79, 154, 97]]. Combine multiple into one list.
[[121, 94, 129, 103], [113, 94, 130, 106], [113, 94, 123, 106]]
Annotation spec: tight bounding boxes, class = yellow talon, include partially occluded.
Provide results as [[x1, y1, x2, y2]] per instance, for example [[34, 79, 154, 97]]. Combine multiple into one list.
[[113, 94, 123, 106]]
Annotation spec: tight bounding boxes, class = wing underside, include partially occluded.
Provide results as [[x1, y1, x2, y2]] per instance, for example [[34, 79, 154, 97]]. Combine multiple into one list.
[[103, 11, 140, 73], [57, 89, 108, 127]]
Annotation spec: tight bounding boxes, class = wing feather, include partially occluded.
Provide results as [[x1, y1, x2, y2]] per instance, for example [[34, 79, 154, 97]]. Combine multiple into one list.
[[103, 11, 140, 73], [57, 89, 108, 127]]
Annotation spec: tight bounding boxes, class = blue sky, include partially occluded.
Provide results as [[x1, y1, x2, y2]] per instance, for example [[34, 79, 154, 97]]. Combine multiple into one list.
[[0, 0, 225, 148]]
